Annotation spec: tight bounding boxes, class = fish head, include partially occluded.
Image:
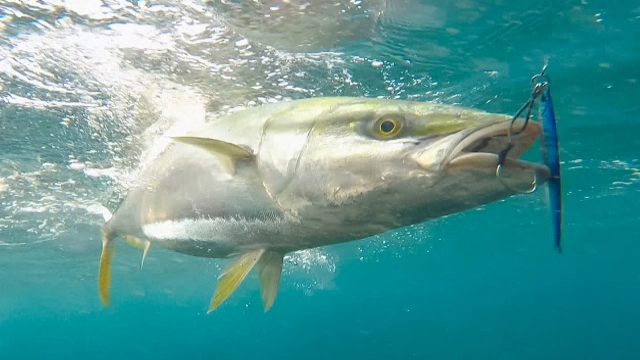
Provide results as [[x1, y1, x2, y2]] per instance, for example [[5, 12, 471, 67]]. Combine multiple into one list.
[[257, 98, 550, 233]]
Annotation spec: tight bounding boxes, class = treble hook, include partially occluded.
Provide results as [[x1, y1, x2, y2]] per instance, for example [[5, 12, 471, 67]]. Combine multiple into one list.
[[495, 63, 548, 194]]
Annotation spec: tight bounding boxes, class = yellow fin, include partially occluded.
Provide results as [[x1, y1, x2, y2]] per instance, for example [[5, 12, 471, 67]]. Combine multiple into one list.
[[98, 229, 115, 307], [123, 235, 144, 250], [123, 236, 151, 269], [208, 249, 265, 313], [141, 240, 151, 269], [257, 251, 284, 312], [171, 136, 253, 174]]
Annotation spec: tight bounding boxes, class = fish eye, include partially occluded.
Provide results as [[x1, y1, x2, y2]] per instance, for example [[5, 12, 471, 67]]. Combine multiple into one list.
[[375, 116, 402, 137]]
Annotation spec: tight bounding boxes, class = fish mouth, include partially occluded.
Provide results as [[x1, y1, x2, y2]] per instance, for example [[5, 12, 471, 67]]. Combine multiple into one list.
[[445, 118, 551, 182]]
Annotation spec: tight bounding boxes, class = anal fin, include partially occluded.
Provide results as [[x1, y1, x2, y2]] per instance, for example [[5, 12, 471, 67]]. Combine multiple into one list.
[[257, 251, 284, 312], [141, 240, 151, 268], [98, 229, 115, 307], [123, 236, 151, 269], [208, 249, 265, 312]]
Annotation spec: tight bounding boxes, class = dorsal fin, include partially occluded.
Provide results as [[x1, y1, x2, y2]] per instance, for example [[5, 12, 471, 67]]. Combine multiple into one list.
[[171, 136, 254, 174]]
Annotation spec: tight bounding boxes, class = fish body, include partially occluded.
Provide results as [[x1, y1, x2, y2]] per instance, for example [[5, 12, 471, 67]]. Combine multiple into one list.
[[99, 96, 551, 311], [539, 87, 562, 253]]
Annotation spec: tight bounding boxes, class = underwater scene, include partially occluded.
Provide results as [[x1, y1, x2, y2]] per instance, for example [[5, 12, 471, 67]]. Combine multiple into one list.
[[1, 0, 639, 359]]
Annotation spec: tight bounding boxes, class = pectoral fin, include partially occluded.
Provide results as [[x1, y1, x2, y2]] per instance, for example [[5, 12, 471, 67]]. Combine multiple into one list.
[[171, 136, 253, 174], [98, 229, 115, 307], [171, 136, 253, 158], [208, 249, 265, 312], [257, 251, 284, 312]]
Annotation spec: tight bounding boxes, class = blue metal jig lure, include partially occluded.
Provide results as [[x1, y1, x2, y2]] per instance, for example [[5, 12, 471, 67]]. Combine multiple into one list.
[[536, 71, 562, 253], [496, 64, 563, 253]]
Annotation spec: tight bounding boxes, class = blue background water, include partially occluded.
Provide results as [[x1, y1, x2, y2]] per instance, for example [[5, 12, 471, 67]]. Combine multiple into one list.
[[1, 1, 639, 359]]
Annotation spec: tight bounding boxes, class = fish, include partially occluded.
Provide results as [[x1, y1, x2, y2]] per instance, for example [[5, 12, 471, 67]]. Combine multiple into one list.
[[539, 86, 562, 253], [98, 96, 551, 312]]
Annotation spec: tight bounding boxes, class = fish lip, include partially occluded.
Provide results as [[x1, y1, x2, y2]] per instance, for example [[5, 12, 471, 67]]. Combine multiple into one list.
[[447, 152, 551, 182], [445, 118, 542, 164], [409, 117, 544, 175], [443, 118, 551, 182]]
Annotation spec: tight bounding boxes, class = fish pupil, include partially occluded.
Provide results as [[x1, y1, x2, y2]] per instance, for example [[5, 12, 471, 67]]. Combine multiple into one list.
[[380, 120, 395, 133]]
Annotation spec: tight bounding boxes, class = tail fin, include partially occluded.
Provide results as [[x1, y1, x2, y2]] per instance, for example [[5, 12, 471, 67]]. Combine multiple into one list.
[[98, 228, 116, 307]]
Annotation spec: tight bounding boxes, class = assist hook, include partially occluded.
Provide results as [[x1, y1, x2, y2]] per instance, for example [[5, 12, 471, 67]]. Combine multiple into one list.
[[495, 64, 549, 194]]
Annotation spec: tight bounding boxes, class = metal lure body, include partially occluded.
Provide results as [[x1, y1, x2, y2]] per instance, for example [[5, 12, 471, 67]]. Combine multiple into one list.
[[540, 85, 562, 253]]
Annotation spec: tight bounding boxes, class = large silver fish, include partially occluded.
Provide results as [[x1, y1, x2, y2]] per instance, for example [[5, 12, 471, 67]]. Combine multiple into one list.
[[98, 97, 550, 312]]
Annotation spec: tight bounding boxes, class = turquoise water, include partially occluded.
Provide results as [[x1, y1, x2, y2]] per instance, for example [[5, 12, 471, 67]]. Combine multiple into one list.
[[1, 1, 639, 359]]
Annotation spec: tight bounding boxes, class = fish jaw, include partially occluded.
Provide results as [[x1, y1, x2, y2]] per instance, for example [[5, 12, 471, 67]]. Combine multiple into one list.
[[412, 117, 550, 182], [445, 118, 551, 187], [403, 118, 550, 219]]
